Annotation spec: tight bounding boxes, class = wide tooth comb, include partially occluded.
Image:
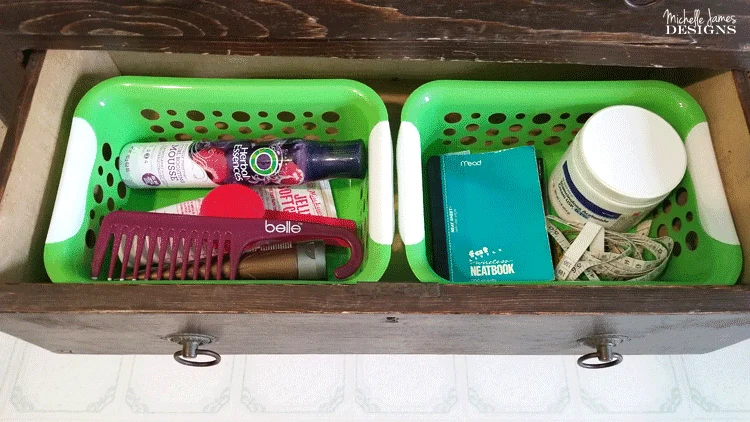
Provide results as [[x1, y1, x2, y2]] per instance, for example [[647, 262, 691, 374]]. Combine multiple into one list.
[[92, 211, 363, 281]]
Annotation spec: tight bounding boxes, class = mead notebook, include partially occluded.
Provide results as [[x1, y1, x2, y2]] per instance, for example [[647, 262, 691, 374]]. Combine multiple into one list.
[[427, 146, 554, 282]]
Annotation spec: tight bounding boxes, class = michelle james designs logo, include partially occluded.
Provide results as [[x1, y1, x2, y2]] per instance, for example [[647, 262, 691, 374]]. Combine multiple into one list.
[[664, 9, 737, 35]]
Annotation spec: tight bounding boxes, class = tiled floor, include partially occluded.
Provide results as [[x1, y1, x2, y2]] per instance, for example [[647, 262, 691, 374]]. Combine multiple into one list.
[[0, 333, 749, 421]]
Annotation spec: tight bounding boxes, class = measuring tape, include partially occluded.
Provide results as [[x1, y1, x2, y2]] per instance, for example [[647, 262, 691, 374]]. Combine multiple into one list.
[[546, 216, 674, 282]]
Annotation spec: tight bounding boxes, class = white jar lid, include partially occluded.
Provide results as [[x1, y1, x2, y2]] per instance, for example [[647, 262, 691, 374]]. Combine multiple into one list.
[[578, 105, 687, 203]]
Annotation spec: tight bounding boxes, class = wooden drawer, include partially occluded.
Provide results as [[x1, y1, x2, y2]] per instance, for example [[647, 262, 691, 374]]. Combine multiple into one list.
[[1, 50, 750, 361]]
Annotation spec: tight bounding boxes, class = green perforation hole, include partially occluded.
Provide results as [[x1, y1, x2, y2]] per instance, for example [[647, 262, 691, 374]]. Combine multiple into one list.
[[444, 112, 461, 123], [232, 111, 250, 122], [117, 181, 127, 199], [501, 136, 519, 146], [662, 199, 672, 213], [672, 242, 682, 257], [187, 110, 205, 121], [101, 143, 112, 161], [672, 217, 682, 232], [488, 113, 506, 124], [277, 111, 295, 122], [460, 136, 477, 146], [577, 113, 593, 124], [544, 136, 561, 146], [686, 231, 699, 251], [93, 185, 103, 203], [676, 187, 688, 206], [322, 111, 340, 123], [532, 113, 551, 124], [85, 229, 96, 249], [140, 109, 159, 120]]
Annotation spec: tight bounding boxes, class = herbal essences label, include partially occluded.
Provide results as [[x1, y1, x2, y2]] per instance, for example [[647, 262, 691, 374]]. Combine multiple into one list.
[[120, 140, 305, 188]]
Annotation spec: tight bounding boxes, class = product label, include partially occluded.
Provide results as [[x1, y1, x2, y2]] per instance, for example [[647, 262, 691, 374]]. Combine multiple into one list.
[[249, 147, 280, 176], [120, 140, 309, 188], [193, 140, 307, 185], [264, 220, 302, 234], [121, 142, 216, 188], [255, 181, 337, 218], [550, 160, 646, 232], [142, 173, 161, 187], [439, 147, 554, 282]]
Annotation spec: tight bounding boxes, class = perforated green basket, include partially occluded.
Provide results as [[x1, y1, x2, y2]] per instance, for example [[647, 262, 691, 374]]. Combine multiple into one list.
[[397, 80, 742, 285], [45, 76, 394, 284]]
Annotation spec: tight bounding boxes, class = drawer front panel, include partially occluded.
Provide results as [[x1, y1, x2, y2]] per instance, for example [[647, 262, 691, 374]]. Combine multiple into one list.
[[0, 1, 748, 68], [3, 312, 750, 355]]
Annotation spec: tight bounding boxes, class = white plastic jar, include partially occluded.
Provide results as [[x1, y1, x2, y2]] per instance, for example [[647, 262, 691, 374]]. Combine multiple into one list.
[[549, 105, 687, 232]]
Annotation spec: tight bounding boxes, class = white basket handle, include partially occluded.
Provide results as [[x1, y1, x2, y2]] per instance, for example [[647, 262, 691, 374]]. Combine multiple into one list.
[[46, 117, 97, 244], [396, 122, 425, 245], [367, 121, 395, 245], [685, 122, 739, 245]]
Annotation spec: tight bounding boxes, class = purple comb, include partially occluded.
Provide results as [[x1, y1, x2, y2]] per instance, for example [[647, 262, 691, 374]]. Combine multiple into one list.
[[91, 211, 363, 281]]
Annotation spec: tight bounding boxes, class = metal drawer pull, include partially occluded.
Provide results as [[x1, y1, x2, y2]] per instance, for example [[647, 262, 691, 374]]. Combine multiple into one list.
[[167, 333, 220, 367], [576, 334, 628, 369]]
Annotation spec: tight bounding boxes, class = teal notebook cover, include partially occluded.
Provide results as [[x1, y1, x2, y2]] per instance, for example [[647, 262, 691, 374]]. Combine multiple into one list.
[[439, 146, 554, 282]]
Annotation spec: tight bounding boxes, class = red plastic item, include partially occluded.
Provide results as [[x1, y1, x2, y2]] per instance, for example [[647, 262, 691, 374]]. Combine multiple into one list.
[[200, 184, 357, 232], [200, 184, 265, 218], [91, 211, 363, 281]]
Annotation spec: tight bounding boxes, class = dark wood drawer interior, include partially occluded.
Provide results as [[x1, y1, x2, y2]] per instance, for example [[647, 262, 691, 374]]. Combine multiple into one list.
[[0, 50, 749, 356]]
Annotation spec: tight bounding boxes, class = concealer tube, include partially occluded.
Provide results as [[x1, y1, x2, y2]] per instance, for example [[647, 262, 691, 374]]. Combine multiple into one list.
[[140, 241, 327, 280]]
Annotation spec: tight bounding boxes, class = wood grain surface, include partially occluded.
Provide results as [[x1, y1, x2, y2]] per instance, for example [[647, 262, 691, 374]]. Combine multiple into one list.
[[0, 41, 24, 123], [735, 71, 750, 133], [0, 52, 43, 203], [2, 283, 750, 355], [0, 0, 748, 68], [2, 311, 750, 355], [1, 283, 750, 314]]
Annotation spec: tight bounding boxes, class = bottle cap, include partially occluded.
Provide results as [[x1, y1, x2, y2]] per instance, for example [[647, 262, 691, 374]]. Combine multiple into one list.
[[305, 140, 367, 181], [296, 241, 327, 280], [578, 105, 686, 203]]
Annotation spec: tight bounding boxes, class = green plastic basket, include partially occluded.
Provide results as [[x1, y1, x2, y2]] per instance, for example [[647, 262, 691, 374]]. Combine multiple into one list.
[[45, 76, 394, 284], [397, 80, 742, 285]]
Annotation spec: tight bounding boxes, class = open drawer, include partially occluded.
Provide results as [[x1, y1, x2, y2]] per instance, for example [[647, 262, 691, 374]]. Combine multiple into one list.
[[1, 50, 750, 364]]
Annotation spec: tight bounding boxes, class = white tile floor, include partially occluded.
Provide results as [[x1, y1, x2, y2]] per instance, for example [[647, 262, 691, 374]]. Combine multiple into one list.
[[0, 333, 749, 421]]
